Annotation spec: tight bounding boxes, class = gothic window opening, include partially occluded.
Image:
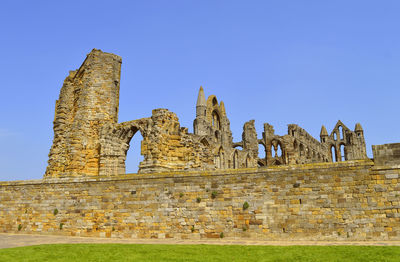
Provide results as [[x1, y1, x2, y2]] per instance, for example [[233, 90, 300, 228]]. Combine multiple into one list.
[[212, 97, 218, 106], [125, 128, 144, 174], [277, 144, 282, 157], [215, 130, 220, 140], [307, 147, 311, 159], [212, 110, 220, 129], [331, 145, 337, 162], [299, 144, 304, 157], [338, 126, 343, 140], [340, 144, 346, 161], [246, 155, 252, 167], [233, 150, 239, 169], [271, 145, 276, 157], [259, 143, 266, 161], [217, 147, 224, 169]]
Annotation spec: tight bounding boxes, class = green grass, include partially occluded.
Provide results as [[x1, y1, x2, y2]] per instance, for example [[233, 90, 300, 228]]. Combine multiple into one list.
[[0, 244, 400, 262]]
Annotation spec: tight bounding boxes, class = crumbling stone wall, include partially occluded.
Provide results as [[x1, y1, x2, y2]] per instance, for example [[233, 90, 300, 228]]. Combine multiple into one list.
[[321, 121, 367, 162], [45, 51, 221, 178], [193, 87, 259, 170], [258, 121, 368, 167], [134, 109, 215, 173], [99, 109, 216, 175], [98, 117, 150, 176], [6, 48, 400, 242], [45, 49, 368, 178], [45, 49, 122, 177]]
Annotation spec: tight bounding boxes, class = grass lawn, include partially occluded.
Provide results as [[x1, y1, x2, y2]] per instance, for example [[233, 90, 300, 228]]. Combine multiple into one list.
[[0, 244, 399, 262]]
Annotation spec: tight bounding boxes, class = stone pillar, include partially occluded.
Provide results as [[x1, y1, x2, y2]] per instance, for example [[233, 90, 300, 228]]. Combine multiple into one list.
[[242, 120, 258, 159]]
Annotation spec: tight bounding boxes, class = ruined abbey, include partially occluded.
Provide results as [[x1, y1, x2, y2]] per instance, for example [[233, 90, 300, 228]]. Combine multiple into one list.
[[45, 49, 368, 178], [1, 49, 400, 241]]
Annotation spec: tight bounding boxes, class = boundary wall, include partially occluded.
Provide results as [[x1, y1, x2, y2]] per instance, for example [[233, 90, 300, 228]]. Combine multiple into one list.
[[1, 160, 400, 240]]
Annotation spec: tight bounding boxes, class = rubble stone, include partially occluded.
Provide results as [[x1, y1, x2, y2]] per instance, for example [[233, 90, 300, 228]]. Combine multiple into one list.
[[1, 49, 399, 241], [45, 50, 371, 178]]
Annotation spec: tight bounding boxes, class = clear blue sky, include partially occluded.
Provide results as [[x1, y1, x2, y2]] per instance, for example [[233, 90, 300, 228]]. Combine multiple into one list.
[[1, 1, 399, 181]]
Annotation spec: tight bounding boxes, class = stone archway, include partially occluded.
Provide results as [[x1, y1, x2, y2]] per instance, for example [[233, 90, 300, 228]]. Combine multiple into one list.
[[99, 119, 149, 176]]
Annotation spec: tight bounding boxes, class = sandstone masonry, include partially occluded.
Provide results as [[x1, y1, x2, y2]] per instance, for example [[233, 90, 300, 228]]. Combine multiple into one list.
[[2, 161, 400, 240], [1, 49, 400, 241], [45, 49, 369, 178]]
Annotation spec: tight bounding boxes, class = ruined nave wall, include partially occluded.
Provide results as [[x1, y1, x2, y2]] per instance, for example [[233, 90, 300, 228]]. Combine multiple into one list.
[[1, 160, 400, 241], [45, 49, 122, 177]]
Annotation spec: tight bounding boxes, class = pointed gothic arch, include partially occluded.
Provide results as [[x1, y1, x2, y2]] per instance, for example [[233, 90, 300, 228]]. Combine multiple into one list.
[[232, 150, 239, 169], [212, 110, 221, 129]]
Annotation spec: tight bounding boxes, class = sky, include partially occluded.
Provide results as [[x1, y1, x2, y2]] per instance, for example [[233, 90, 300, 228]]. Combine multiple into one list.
[[0, 1, 399, 181]]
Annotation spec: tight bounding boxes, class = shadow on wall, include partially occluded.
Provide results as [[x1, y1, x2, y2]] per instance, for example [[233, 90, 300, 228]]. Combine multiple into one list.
[[125, 132, 144, 174]]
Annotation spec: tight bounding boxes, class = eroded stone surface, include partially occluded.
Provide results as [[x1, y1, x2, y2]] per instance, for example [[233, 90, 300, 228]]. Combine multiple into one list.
[[4, 160, 400, 240], [45, 49, 122, 177], [44, 49, 384, 179], [3, 48, 400, 241]]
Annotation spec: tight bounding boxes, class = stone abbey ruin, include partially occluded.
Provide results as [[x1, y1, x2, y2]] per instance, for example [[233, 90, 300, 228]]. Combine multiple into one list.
[[46, 49, 368, 178], [1, 49, 400, 240]]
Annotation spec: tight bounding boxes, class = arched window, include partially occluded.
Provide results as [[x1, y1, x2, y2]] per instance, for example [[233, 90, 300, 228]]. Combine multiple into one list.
[[333, 132, 337, 141], [338, 126, 343, 140], [277, 144, 282, 157], [259, 143, 266, 160], [212, 97, 218, 106], [233, 151, 239, 169], [299, 144, 304, 156], [246, 155, 251, 168], [215, 156, 220, 169], [215, 130, 219, 140], [219, 147, 224, 169], [125, 128, 143, 174], [215, 147, 224, 169], [212, 110, 220, 129], [271, 145, 276, 157], [331, 145, 337, 162], [340, 144, 346, 161]]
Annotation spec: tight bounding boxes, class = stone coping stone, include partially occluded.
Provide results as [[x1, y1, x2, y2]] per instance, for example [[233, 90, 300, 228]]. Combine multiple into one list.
[[0, 159, 378, 186]]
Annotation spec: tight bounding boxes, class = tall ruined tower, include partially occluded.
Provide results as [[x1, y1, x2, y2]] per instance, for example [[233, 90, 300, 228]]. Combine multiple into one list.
[[45, 49, 122, 177], [193, 86, 233, 142], [193, 86, 208, 136], [352, 123, 367, 159], [193, 87, 239, 169]]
